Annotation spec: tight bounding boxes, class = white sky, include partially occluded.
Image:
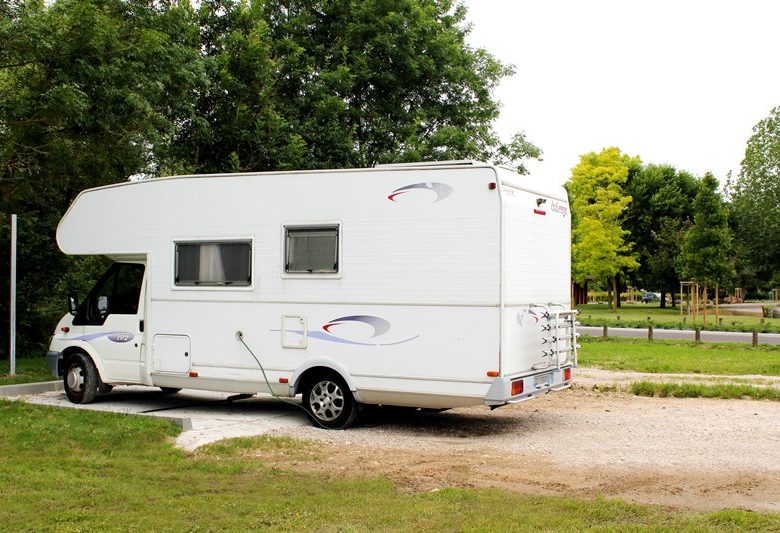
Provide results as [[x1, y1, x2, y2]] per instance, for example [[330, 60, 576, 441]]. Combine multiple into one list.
[[463, 0, 780, 185]]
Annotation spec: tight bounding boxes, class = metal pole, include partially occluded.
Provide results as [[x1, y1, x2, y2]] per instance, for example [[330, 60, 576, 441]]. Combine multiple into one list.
[[9, 214, 17, 376]]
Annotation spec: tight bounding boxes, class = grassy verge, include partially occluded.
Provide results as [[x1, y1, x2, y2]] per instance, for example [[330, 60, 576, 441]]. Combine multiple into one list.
[[577, 303, 780, 333], [630, 381, 780, 401], [0, 356, 53, 386], [579, 337, 780, 375], [1, 400, 777, 531]]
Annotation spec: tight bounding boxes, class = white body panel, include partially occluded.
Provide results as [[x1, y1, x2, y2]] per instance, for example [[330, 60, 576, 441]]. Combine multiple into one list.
[[49, 162, 576, 409]]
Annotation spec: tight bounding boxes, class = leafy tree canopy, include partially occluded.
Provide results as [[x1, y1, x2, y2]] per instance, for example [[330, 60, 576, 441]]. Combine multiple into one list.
[[0, 0, 536, 358], [730, 105, 780, 289], [677, 173, 734, 288], [167, 0, 539, 174], [567, 147, 640, 287], [623, 164, 697, 302]]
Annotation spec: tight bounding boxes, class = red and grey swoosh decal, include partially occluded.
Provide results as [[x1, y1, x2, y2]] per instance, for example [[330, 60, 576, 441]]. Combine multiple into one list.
[[388, 182, 453, 203], [323, 315, 390, 337], [272, 315, 418, 346]]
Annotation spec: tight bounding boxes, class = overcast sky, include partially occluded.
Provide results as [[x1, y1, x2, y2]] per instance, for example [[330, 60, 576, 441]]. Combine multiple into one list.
[[463, 0, 780, 185]]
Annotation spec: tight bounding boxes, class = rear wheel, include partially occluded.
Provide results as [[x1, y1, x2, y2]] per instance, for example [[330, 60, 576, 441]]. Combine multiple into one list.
[[302, 372, 359, 429], [63, 353, 98, 404], [159, 387, 181, 394]]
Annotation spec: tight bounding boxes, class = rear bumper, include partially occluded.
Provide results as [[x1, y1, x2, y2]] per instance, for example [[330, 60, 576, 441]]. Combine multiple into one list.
[[47, 351, 62, 377], [483, 366, 573, 407]]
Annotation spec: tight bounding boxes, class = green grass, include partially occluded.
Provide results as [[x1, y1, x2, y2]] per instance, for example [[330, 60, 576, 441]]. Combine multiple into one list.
[[580, 337, 780, 375], [1, 400, 778, 531], [577, 303, 780, 333], [631, 381, 780, 401], [0, 356, 54, 385]]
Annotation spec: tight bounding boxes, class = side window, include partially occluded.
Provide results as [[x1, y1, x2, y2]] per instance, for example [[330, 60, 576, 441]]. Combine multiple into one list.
[[74, 263, 145, 326], [112, 264, 146, 314], [175, 241, 252, 286], [285, 225, 339, 274]]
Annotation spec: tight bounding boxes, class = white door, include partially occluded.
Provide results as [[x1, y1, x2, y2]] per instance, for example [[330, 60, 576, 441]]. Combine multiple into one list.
[[75, 263, 146, 383]]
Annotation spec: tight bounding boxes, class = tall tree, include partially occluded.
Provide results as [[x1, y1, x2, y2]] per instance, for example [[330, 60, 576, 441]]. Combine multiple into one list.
[[169, 0, 540, 174], [623, 164, 698, 306], [677, 173, 735, 309], [567, 147, 640, 309], [730, 106, 780, 293], [0, 0, 203, 358], [1, 0, 538, 359]]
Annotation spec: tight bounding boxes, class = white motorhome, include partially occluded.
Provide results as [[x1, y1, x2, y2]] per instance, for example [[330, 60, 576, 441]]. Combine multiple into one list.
[[48, 161, 578, 428]]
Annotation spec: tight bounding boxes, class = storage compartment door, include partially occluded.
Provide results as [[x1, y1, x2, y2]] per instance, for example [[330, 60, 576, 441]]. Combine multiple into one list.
[[153, 334, 191, 373]]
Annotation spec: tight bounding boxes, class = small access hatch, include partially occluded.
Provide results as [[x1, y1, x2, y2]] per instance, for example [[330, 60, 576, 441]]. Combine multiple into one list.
[[153, 334, 191, 373], [282, 315, 307, 349]]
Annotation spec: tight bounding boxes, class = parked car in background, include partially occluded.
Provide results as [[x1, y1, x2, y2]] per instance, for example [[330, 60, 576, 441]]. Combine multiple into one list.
[[641, 292, 661, 304]]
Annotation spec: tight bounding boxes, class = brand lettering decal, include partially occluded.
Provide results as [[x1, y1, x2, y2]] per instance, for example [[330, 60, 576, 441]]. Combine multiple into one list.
[[550, 201, 568, 216], [388, 182, 452, 203], [73, 331, 135, 343]]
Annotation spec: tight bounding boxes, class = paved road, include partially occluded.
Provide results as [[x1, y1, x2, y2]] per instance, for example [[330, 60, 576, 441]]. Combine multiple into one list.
[[580, 325, 780, 345]]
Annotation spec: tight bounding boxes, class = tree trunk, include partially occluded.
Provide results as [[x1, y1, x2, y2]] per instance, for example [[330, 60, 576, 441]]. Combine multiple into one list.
[[607, 279, 613, 310], [670, 286, 676, 308], [702, 286, 708, 329], [659, 289, 667, 309], [612, 275, 619, 310]]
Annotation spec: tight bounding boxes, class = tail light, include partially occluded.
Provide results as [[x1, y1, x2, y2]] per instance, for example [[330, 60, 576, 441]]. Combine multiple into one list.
[[564, 367, 572, 381], [511, 380, 524, 396]]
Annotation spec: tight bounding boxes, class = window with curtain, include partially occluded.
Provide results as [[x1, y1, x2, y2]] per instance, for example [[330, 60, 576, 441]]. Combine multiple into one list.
[[175, 241, 252, 286], [285, 225, 339, 273]]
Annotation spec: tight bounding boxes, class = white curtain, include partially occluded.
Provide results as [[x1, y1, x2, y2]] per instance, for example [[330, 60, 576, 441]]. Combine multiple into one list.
[[199, 244, 225, 283]]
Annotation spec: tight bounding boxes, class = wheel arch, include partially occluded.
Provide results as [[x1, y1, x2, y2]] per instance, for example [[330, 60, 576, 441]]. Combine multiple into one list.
[[290, 358, 361, 402], [59, 343, 107, 383]]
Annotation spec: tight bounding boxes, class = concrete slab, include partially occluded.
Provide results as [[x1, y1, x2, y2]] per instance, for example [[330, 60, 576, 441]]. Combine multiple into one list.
[[17, 386, 310, 450], [0, 380, 63, 397]]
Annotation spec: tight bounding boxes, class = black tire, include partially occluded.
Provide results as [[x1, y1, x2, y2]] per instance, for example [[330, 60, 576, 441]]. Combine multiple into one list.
[[302, 372, 359, 429], [159, 387, 181, 394], [63, 352, 98, 404]]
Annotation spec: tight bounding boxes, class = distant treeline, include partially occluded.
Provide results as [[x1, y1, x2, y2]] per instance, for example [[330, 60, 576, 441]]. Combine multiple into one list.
[[567, 109, 780, 309]]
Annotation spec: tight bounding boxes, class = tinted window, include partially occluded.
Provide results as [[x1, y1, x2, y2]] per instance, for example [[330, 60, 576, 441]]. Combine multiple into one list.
[[74, 263, 145, 325], [175, 241, 252, 286], [285, 226, 339, 273]]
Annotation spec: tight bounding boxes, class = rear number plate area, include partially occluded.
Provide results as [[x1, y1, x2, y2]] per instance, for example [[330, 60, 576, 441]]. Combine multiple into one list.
[[534, 372, 553, 388]]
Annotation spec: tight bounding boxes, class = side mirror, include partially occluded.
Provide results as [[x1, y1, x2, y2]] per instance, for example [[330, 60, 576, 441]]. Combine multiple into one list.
[[97, 296, 108, 318], [68, 294, 79, 316]]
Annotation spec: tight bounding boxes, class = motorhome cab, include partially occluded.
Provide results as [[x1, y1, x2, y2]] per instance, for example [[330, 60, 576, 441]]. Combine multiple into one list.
[[48, 161, 578, 428]]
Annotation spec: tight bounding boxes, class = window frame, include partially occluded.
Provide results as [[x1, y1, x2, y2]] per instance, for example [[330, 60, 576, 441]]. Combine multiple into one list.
[[172, 238, 254, 290], [282, 223, 342, 279]]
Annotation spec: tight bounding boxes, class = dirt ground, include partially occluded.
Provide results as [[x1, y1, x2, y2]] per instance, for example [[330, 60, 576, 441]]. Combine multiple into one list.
[[258, 386, 780, 513]]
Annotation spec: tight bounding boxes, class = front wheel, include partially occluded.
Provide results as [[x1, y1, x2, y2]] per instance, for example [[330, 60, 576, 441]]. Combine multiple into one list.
[[63, 353, 98, 404], [302, 373, 359, 429]]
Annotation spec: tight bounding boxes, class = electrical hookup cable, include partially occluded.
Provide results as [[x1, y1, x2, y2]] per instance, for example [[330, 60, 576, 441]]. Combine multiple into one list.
[[235, 331, 331, 430]]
